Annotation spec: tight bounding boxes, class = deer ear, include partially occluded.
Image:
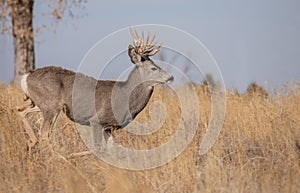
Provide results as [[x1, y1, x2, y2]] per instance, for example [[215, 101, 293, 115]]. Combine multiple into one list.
[[128, 45, 142, 65]]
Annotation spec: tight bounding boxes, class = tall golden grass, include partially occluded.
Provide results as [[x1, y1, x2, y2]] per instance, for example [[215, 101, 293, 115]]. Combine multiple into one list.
[[0, 83, 299, 193]]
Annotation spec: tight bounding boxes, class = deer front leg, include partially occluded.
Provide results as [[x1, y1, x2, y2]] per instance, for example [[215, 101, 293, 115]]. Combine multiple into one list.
[[89, 119, 109, 154], [66, 118, 113, 159], [66, 120, 109, 159], [104, 127, 115, 148]]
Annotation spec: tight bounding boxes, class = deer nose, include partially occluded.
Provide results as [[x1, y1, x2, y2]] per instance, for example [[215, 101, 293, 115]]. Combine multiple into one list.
[[167, 76, 174, 83]]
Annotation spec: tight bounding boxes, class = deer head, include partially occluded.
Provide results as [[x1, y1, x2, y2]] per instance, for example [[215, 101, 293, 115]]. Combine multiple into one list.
[[128, 28, 174, 84]]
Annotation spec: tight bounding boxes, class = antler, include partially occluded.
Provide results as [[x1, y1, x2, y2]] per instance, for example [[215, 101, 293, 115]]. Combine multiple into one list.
[[130, 28, 162, 58]]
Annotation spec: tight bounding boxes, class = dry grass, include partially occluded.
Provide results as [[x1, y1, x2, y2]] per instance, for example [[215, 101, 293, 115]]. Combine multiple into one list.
[[0, 83, 299, 193]]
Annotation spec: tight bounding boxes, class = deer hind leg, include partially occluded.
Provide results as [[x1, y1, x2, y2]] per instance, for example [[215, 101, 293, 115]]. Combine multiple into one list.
[[38, 101, 67, 140], [17, 97, 41, 149], [16, 95, 33, 112]]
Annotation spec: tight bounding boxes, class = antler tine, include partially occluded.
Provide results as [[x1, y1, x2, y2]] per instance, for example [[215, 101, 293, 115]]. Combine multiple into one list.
[[129, 28, 135, 40], [145, 31, 150, 46], [149, 33, 156, 47], [133, 28, 139, 39], [130, 28, 161, 57], [130, 28, 138, 47], [147, 43, 162, 56], [141, 31, 145, 47], [143, 31, 157, 50], [133, 28, 142, 47], [145, 44, 155, 51]]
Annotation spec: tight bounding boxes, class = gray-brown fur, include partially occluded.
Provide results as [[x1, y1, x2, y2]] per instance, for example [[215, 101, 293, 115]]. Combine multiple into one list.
[[24, 45, 173, 143]]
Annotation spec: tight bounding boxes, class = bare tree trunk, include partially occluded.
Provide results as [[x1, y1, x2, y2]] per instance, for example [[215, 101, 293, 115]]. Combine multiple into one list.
[[10, 0, 35, 85]]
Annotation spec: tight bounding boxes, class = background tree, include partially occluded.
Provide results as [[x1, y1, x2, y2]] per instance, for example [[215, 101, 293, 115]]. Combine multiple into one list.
[[0, 0, 86, 85]]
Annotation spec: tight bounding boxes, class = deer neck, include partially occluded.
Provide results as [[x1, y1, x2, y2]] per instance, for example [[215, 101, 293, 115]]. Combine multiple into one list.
[[118, 66, 155, 119], [121, 66, 154, 96]]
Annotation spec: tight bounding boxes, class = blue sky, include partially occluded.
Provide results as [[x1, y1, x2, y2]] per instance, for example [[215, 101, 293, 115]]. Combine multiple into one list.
[[1, 0, 300, 92]]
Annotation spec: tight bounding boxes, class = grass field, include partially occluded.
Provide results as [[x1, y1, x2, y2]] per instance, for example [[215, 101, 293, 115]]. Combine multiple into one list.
[[0, 83, 299, 193]]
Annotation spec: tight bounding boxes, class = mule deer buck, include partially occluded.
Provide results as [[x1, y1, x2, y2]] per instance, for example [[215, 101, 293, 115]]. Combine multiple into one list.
[[17, 29, 174, 153]]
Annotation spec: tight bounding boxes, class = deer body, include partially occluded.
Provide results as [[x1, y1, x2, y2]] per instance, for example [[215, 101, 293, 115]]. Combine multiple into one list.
[[23, 66, 157, 131], [18, 29, 173, 151]]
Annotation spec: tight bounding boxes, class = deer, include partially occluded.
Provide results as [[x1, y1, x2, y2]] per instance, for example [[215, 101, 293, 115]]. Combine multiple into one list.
[[17, 29, 174, 155]]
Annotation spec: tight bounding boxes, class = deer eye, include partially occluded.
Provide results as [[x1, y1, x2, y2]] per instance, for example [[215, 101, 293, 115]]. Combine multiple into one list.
[[151, 67, 158, 71]]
